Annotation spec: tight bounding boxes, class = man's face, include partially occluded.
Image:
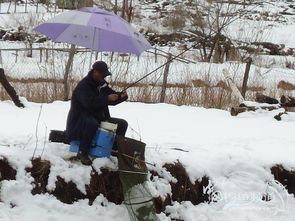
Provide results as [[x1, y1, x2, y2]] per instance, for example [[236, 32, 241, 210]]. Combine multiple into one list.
[[92, 70, 105, 82]]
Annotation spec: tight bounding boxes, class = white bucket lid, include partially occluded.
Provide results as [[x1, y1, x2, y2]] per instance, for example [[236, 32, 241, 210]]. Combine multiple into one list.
[[100, 121, 118, 132]]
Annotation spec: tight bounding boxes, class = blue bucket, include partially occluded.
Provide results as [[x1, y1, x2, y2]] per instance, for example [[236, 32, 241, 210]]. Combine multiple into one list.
[[69, 128, 115, 158]]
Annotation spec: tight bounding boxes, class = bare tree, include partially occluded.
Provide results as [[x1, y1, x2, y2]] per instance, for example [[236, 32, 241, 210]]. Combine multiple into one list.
[[120, 0, 134, 22], [121, 0, 126, 18], [190, 1, 235, 62], [189, 0, 259, 63]]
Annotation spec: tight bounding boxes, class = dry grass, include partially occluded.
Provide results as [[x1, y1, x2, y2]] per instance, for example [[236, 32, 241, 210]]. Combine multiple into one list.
[[162, 5, 187, 32], [285, 60, 295, 70], [278, 80, 295, 91], [0, 70, 293, 109], [0, 76, 276, 109]]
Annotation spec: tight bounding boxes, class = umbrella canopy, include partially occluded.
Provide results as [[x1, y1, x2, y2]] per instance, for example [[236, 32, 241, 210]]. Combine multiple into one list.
[[34, 7, 152, 55]]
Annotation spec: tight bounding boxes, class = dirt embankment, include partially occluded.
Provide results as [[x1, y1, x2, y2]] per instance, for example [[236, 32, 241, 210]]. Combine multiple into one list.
[[1, 157, 295, 220], [0, 157, 210, 217]]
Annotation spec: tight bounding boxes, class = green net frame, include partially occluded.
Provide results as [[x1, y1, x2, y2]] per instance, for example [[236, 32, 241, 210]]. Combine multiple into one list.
[[117, 136, 160, 221]]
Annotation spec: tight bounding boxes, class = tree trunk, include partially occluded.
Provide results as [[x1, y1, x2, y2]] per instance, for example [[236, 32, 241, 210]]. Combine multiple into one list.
[[241, 57, 252, 99], [63, 44, 75, 101], [231, 105, 279, 116], [0, 49, 2, 65], [27, 41, 33, 58], [127, 0, 133, 22], [121, 0, 126, 19], [281, 95, 295, 107], [255, 93, 279, 104], [0, 68, 24, 108], [213, 39, 221, 63], [160, 53, 172, 103], [207, 33, 219, 62]]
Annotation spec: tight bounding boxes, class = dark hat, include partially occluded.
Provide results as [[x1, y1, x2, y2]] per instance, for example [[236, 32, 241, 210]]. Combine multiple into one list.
[[92, 61, 111, 77]]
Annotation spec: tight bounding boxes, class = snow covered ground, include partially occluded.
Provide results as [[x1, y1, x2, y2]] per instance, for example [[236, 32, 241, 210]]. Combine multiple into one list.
[[0, 99, 295, 221]]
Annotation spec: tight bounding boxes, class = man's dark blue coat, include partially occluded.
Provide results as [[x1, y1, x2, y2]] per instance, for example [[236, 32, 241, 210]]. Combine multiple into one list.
[[66, 75, 126, 141]]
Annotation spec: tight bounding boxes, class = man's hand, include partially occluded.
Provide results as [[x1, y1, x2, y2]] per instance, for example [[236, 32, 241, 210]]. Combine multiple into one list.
[[108, 94, 119, 102], [121, 92, 128, 99]]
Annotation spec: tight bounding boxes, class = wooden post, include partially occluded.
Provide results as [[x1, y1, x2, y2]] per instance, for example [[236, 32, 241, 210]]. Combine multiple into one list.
[[114, 0, 118, 14], [63, 44, 76, 101], [15, 50, 18, 63], [0, 49, 2, 67], [25, 0, 28, 13], [7, 0, 12, 13], [160, 53, 172, 103], [241, 57, 252, 99], [40, 48, 43, 63], [110, 52, 114, 63], [36, 1, 39, 13], [0, 68, 24, 108], [45, 48, 49, 62]]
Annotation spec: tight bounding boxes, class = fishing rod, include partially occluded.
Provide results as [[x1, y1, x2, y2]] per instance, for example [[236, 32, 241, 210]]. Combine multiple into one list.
[[121, 43, 199, 92]]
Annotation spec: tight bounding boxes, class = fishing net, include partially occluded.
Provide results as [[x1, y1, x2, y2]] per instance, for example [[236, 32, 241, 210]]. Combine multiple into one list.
[[117, 136, 160, 221]]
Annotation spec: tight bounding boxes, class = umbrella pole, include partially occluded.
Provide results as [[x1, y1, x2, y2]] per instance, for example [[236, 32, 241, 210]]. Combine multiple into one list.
[[89, 27, 97, 69]]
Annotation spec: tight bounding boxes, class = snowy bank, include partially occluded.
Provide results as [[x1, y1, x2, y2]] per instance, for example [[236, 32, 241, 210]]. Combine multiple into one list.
[[0, 100, 295, 220]]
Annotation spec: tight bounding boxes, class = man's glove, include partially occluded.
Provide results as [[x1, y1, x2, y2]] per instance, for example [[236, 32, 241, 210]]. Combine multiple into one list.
[[120, 92, 128, 100], [108, 94, 119, 102]]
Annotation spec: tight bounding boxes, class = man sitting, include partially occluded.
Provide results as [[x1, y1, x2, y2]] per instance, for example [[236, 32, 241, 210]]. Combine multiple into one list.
[[66, 61, 128, 165]]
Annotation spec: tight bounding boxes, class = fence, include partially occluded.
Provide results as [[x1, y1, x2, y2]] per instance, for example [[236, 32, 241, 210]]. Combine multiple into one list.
[[0, 1, 56, 14], [0, 46, 193, 78], [0, 42, 204, 102], [0, 0, 96, 14], [1, 41, 283, 108]]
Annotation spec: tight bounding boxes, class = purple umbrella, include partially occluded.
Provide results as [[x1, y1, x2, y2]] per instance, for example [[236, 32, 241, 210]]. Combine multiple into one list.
[[34, 7, 152, 55]]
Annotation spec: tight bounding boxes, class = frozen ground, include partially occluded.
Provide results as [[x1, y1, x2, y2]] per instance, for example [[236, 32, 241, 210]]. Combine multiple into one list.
[[0, 99, 295, 221]]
